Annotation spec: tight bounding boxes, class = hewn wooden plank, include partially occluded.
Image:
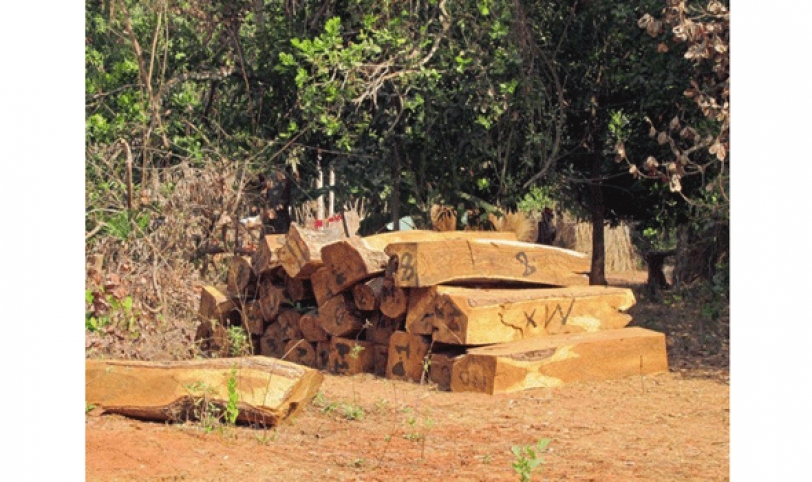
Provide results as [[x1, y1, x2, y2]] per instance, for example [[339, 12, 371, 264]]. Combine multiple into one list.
[[321, 230, 518, 296], [85, 356, 323, 427], [450, 327, 669, 394], [384, 239, 590, 287], [428, 285, 636, 345], [385, 331, 432, 383]]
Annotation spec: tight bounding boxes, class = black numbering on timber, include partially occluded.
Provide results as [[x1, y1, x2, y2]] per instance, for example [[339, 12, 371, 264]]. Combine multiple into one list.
[[400, 252, 415, 281], [515, 251, 537, 277]]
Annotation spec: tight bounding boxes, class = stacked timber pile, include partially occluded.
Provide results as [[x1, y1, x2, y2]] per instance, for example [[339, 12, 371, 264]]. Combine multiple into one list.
[[195, 223, 668, 395]]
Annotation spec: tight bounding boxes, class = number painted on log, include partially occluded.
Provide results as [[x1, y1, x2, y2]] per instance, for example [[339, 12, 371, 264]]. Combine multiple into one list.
[[399, 252, 415, 282], [515, 251, 537, 277]]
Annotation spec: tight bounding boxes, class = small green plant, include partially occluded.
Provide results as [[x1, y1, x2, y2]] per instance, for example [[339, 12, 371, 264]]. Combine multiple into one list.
[[86, 290, 136, 333], [349, 344, 365, 359], [341, 403, 365, 421], [225, 366, 239, 425], [255, 428, 279, 445], [86, 402, 97, 414], [511, 438, 551, 482], [226, 326, 250, 356]]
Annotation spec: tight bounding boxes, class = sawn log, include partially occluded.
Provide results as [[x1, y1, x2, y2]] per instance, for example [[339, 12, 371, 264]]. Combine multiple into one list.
[[85, 356, 323, 426]]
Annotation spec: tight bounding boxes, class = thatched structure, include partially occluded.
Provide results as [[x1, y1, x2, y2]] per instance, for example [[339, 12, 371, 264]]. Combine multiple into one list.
[[553, 212, 642, 273]]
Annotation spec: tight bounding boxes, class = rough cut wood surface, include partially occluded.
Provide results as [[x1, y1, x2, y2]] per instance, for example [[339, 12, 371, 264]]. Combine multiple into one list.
[[450, 327, 669, 394], [310, 267, 338, 306], [198, 285, 235, 322], [252, 234, 286, 276], [327, 337, 375, 375], [320, 230, 517, 295], [365, 312, 403, 346], [385, 331, 432, 383], [283, 339, 318, 368], [380, 278, 409, 318], [227, 256, 257, 299], [353, 277, 384, 311], [241, 300, 266, 336], [318, 294, 365, 337], [257, 281, 288, 322], [298, 310, 329, 343], [384, 239, 590, 287], [277, 223, 346, 279], [426, 285, 636, 345], [85, 356, 323, 427]]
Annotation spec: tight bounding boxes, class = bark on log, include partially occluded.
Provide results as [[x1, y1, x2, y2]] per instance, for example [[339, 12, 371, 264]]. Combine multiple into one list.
[[427, 285, 636, 345], [327, 337, 375, 375], [252, 234, 286, 276], [450, 327, 669, 394], [353, 277, 385, 311], [227, 256, 258, 299], [385, 331, 433, 383], [384, 239, 590, 288], [277, 222, 346, 279], [85, 356, 323, 427], [318, 294, 365, 338]]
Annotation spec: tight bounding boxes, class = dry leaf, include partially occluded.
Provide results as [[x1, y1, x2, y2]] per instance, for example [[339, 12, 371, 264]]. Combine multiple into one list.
[[657, 131, 669, 145]]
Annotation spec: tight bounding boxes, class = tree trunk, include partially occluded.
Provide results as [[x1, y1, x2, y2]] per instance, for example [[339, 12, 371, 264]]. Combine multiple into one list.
[[589, 160, 607, 286], [392, 142, 401, 231]]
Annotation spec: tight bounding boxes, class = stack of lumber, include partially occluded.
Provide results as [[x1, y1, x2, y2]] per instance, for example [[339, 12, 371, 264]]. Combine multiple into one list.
[[195, 223, 668, 395]]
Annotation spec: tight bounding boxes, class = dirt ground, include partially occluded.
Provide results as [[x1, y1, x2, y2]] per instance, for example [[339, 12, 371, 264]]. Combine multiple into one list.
[[86, 272, 730, 481]]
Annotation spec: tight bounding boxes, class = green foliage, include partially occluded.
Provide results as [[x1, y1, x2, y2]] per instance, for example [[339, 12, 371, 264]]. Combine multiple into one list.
[[225, 366, 239, 425], [517, 186, 558, 216], [511, 438, 551, 482], [86, 290, 135, 333], [226, 326, 250, 357]]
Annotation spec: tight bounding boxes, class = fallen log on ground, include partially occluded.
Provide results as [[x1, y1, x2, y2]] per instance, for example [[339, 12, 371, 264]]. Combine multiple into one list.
[[85, 356, 323, 427]]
